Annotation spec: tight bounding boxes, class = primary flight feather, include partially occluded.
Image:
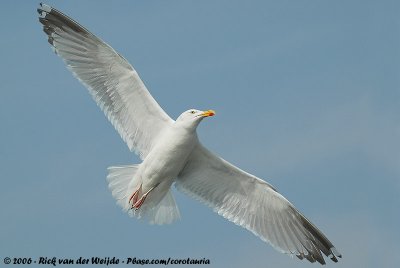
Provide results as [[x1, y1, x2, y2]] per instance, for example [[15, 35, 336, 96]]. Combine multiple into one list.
[[37, 3, 341, 264]]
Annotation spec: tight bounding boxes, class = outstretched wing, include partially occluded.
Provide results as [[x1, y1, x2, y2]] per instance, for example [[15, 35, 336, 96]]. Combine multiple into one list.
[[37, 3, 173, 159], [176, 144, 341, 264]]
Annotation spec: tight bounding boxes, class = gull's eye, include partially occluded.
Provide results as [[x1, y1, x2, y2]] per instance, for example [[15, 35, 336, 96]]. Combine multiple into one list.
[[190, 110, 196, 114]]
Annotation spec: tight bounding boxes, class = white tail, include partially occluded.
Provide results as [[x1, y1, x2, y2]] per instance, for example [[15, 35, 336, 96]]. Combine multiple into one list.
[[143, 190, 181, 225], [107, 164, 140, 211], [106, 165, 180, 225]]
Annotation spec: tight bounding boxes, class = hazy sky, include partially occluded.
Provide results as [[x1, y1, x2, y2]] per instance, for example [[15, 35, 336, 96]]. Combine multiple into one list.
[[1, 1, 399, 267]]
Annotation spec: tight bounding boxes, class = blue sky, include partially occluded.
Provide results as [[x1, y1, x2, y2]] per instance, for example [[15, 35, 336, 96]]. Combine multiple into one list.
[[1, 1, 399, 267]]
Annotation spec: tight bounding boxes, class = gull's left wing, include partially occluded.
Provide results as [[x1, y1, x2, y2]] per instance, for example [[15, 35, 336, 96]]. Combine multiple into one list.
[[176, 144, 341, 264], [37, 3, 173, 159]]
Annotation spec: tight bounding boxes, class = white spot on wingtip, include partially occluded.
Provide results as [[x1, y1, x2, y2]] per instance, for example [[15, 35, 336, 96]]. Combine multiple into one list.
[[40, 3, 52, 12], [331, 247, 342, 257]]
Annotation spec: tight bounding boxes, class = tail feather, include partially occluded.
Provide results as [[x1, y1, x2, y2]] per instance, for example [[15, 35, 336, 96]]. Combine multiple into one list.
[[107, 165, 139, 210], [145, 190, 181, 225], [106, 164, 180, 225]]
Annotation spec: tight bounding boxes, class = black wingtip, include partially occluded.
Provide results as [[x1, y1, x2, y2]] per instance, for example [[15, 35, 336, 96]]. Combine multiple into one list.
[[287, 206, 342, 264], [37, 4, 46, 17], [36, 3, 91, 35], [329, 247, 342, 262]]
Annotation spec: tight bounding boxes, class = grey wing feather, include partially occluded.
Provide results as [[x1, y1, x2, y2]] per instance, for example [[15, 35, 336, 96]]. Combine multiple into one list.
[[37, 3, 173, 158], [176, 144, 342, 264]]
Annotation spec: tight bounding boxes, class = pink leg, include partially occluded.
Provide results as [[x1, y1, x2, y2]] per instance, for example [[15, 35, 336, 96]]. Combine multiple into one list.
[[133, 186, 156, 211], [128, 184, 142, 209]]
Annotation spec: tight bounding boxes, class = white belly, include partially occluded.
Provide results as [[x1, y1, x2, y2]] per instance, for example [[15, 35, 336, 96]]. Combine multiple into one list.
[[136, 125, 198, 197]]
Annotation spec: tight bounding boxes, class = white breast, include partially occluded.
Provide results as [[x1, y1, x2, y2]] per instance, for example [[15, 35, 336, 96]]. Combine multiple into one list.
[[139, 124, 198, 191]]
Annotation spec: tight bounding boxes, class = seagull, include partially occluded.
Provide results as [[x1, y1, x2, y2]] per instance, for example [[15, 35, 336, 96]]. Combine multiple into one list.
[[37, 3, 341, 264]]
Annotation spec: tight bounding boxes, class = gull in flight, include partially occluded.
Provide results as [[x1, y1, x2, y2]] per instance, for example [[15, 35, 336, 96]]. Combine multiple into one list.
[[37, 3, 341, 264]]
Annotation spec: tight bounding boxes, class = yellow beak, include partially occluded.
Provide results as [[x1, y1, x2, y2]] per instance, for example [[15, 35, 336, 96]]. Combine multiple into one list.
[[201, 110, 216, 117]]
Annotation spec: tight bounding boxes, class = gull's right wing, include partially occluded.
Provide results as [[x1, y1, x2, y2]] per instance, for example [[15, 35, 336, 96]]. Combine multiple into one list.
[[176, 143, 341, 264], [37, 3, 173, 159]]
